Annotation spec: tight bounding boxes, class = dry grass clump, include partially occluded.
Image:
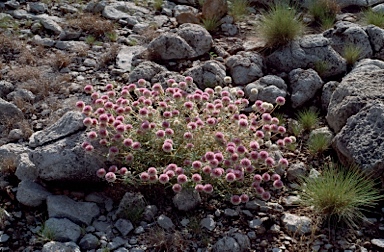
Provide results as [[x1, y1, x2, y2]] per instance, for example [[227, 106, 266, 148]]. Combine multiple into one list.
[[0, 33, 23, 62], [8, 66, 41, 83], [146, 227, 188, 251], [0, 157, 17, 175], [67, 13, 115, 39], [99, 44, 120, 68], [51, 51, 72, 70]]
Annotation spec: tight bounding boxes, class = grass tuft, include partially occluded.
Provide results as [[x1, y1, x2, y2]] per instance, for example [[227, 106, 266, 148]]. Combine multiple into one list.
[[296, 108, 319, 131], [298, 163, 383, 228], [257, 3, 305, 48], [307, 0, 339, 23], [201, 16, 221, 32], [363, 8, 384, 28], [307, 133, 331, 155], [343, 44, 362, 66], [228, 0, 249, 22]]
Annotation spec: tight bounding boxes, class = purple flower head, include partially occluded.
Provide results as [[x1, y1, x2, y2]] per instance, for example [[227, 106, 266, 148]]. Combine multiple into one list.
[[96, 168, 106, 178], [261, 191, 271, 201], [203, 184, 213, 193], [230, 195, 241, 205], [240, 194, 249, 203], [191, 173, 202, 183], [159, 174, 170, 184], [105, 172, 116, 183]]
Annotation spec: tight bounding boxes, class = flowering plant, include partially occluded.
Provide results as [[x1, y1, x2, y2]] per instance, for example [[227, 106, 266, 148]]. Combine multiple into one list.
[[77, 77, 294, 204]]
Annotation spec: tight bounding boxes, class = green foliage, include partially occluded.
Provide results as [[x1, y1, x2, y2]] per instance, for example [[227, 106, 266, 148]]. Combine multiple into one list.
[[308, 0, 339, 22], [38, 223, 55, 242], [307, 133, 331, 155], [201, 16, 221, 32], [314, 60, 329, 76], [343, 44, 362, 66], [296, 108, 319, 131], [106, 31, 118, 42], [257, 3, 305, 48], [153, 0, 163, 11], [228, 0, 249, 22], [123, 206, 145, 225], [298, 163, 383, 228], [363, 8, 384, 28], [0, 16, 19, 30], [320, 15, 336, 30]]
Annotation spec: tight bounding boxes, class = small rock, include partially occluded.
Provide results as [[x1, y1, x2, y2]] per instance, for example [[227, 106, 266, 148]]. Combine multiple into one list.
[[201, 216, 216, 231], [157, 214, 174, 230]]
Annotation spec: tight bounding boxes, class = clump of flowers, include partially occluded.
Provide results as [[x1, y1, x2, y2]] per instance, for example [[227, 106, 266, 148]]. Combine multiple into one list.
[[78, 77, 293, 204]]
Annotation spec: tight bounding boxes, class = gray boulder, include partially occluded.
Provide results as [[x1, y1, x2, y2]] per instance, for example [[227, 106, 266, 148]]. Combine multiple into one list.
[[129, 61, 167, 83], [47, 195, 100, 226], [173, 188, 201, 211], [145, 23, 212, 60], [366, 25, 384, 60], [29, 111, 85, 148], [326, 68, 384, 133], [213, 234, 250, 252], [42, 241, 81, 252], [288, 68, 323, 108], [244, 75, 287, 103], [43, 218, 81, 242], [37, 14, 63, 35], [266, 34, 347, 78], [184, 60, 226, 89], [0, 80, 14, 99], [226, 52, 264, 86], [324, 21, 372, 60], [115, 192, 146, 219], [78, 234, 99, 250], [333, 103, 384, 177], [281, 213, 312, 235], [302, 0, 384, 8], [0, 97, 24, 122], [16, 180, 52, 207], [321, 81, 339, 111], [15, 153, 38, 181], [157, 214, 175, 230]]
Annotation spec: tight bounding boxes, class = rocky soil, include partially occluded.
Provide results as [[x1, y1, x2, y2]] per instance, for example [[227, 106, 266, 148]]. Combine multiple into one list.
[[0, 0, 384, 251]]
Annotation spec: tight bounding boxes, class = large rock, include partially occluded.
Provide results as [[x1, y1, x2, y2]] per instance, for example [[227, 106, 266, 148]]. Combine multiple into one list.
[[324, 21, 372, 60], [202, 0, 228, 20], [184, 60, 226, 89], [129, 61, 168, 83], [173, 188, 201, 211], [29, 111, 85, 148], [302, 0, 384, 8], [44, 218, 81, 242], [42, 241, 81, 252], [16, 180, 52, 207], [326, 67, 384, 133], [281, 213, 312, 235], [145, 23, 212, 60], [226, 52, 264, 86], [366, 25, 384, 60], [288, 68, 323, 108], [212, 233, 250, 252], [266, 34, 347, 78], [0, 97, 24, 122], [244, 75, 288, 104], [332, 103, 384, 177], [47, 195, 100, 226], [116, 45, 146, 72]]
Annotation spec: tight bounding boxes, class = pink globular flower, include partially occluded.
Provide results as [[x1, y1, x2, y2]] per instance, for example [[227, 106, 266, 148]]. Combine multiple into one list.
[[283, 137, 293, 144], [222, 96, 231, 105], [109, 165, 118, 172], [191, 174, 202, 183], [245, 166, 255, 173], [277, 126, 286, 135], [236, 89, 244, 97], [159, 174, 170, 184], [99, 139, 108, 145], [254, 174, 263, 182], [259, 151, 269, 160], [132, 142, 141, 150], [249, 141, 260, 150], [276, 96, 286, 106], [147, 167, 157, 176], [195, 184, 204, 192], [255, 130, 264, 138], [215, 132, 225, 141], [192, 161, 202, 169], [231, 153, 239, 162], [184, 132, 193, 140], [165, 128, 174, 136], [84, 84, 93, 94], [255, 186, 265, 195], [187, 122, 197, 130], [162, 142, 173, 152], [214, 153, 224, 162], [240, 158, 251, 168], [203, 184, 213, 193], [167, 164, 177, 171], [185, 76, 193, 84], [271, 174, 281, 181], [276, 139, 285, 147], [83, 117, 93, 127], [177, 174, 188, 184], [119, 167, 128, 175], [261, 191, 271, 201], [82, 105, 93, 115], [96, 168, 106, 178], [265, 157, 275, 167], [209, 159, 219, 167], [99, 129, 108, 138], [273, 180, 284, 189], [165, 170, 175, 178], [211, 168, 223, 178], [238, 119, 248, 128], [149, 175, 158, 182], [262, 172, 271, 182], [105, 83, 114, 91], [184, 101, 194, 110], [236, 145, 247, 154], [172, 184, 182, 193], [125, 154, 134, 163], [240, 194, 249, 203], [271, 124, 279, 132], [250, 151, 259, 160], [123, 138, 133, 147], [206, 117, 217, 126], [262, 113, 272, 123], [99, 114, 108, 123], [262, 124, 271, 132], [107, 91, 116, 98], [230, 195, 241, 205], [137, 79, 146, 87], [105, 172, 116, 183], [225, 172, 236, 182], [202, 166, 212, 174], [109, 146, 119, 155], [279, 158, 289, 167], [76, 101, 85, 110], [139, 108, 148, 116], [205, 151, 215, 161], [226, 146, 236, 154], [175, 167, 184, 175], [116, 124, 126, 134], [156, 130, 165, 138]]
